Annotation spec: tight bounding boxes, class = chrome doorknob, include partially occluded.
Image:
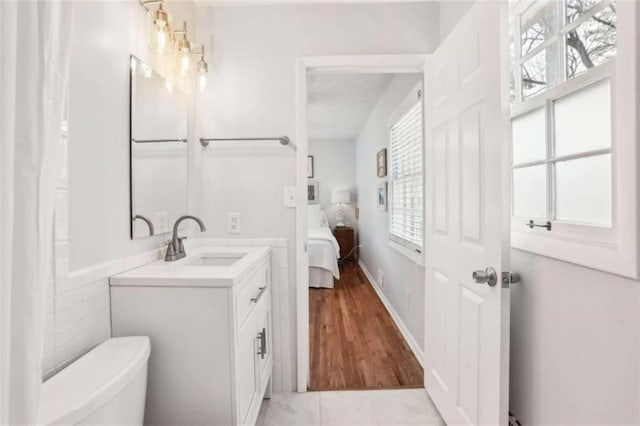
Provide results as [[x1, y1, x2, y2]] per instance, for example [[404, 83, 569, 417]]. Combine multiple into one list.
[[472, 267, 498, 287]]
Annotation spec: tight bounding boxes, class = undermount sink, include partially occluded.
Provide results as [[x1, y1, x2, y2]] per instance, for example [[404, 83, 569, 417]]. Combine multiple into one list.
[[187, 252, 248, 267]]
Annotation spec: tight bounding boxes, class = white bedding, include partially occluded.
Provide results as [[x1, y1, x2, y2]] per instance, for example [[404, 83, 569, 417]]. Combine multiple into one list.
[[308, 227, 340, 281]]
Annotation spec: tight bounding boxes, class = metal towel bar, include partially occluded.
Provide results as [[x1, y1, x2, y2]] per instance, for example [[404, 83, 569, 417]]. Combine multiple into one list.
[[132, 138, 187, 144], [199, 136, 295, 149]]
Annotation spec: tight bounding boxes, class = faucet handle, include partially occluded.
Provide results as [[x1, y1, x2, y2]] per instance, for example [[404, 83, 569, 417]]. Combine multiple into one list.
[[178, 236, 188, 252]]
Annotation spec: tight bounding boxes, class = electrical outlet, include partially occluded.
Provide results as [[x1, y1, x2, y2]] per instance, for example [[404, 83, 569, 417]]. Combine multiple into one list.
[[227, 212, 241, 234], [377, 269, 384, 288], [284, 186, 297, 208]]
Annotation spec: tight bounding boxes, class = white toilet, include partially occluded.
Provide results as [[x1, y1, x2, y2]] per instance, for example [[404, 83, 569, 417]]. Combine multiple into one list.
[[39, 336, 151, 425]]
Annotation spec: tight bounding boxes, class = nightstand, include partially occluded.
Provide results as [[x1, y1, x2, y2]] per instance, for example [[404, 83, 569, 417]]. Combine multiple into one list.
[[334, 226, 356, 262]]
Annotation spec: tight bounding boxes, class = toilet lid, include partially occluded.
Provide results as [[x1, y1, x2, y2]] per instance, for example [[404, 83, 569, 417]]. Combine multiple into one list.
[[39, 336, 150, 425]]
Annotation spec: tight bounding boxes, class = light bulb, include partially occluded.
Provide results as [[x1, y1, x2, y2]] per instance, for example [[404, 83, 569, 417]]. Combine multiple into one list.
[[180, 53, 191, 75], [151, 3, 169, 54], [195, 48, 208, 93], [165, 80, 174, 93], [156, 27, 167, 52]]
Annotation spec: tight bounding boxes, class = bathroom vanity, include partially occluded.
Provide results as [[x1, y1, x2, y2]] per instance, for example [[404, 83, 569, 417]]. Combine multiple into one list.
[[110, 246, 272, 426]]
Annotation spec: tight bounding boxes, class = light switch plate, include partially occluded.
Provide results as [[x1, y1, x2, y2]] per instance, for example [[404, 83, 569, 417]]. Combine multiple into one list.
[[284, 186, 297, 208], [227, 212, 241, 234]]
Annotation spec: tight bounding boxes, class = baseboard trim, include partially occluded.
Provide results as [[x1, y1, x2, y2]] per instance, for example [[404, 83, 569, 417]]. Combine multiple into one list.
[[357, 259, 424, 367]]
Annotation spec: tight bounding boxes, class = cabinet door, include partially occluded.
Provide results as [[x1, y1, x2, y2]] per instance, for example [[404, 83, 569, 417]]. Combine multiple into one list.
[[237, 316, 259, 424]]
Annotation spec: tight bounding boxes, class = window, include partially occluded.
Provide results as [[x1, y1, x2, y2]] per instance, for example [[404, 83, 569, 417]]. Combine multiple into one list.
[[389, 84, 424, 264], [509, 0, 638, 278], [511, 0, 616, 230]]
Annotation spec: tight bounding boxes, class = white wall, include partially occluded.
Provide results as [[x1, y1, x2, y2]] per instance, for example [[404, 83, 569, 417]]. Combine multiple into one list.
[[195, 3, 440, 391], [308, 140, 357, 230], [355, 73, 424, 349], [438, 0, 475, 41], [45, 0, 197, 378], [510, 250, 640, 425], [68, 0, 196, 270]]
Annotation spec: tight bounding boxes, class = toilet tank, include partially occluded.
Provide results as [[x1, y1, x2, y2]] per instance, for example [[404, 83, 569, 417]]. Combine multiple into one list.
[[39, 336, 151, 426]]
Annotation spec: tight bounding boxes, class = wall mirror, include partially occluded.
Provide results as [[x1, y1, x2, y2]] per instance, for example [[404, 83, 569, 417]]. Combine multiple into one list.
[[130, 55, 188, 239]]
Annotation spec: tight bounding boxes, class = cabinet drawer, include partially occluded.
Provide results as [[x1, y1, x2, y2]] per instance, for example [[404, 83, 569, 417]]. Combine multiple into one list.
[[235, 262, 269, 328]]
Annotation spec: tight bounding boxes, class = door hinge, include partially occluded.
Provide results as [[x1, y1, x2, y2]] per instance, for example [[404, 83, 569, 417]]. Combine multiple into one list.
[[501, 271, 521, 288]]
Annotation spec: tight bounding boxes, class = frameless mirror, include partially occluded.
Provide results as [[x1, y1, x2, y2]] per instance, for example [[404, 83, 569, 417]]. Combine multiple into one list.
[[130, 55, 188, 239]]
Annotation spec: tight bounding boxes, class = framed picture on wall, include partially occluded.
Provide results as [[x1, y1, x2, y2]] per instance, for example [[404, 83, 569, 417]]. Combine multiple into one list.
[[307, 156, 314, 178], [377, 149, 387, 177], [377, 182, 387, 212], [308, 180, 319, 204]]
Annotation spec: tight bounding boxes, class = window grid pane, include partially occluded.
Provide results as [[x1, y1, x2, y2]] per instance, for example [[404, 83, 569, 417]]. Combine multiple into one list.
[[513, 165, 548, 219], [553, 78, 611, 156], [566, 3, 617, 79], [554, 154, 612, 226], [520, 3, 559, 57]]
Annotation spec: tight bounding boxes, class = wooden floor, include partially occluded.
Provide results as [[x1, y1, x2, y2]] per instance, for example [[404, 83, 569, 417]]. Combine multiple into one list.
[[309, 262, 424, 391]]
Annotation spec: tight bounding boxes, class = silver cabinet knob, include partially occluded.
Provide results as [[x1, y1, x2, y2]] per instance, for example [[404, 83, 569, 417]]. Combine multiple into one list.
[[472, 267, 498, 287]]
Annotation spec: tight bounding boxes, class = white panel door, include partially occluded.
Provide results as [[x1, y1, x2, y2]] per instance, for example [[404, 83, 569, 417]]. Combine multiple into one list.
[[424, 2, 510, 425]]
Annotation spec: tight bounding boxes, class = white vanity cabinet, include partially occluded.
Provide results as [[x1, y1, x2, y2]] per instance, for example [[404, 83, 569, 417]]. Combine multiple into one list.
[[110, 247, 273, 426]]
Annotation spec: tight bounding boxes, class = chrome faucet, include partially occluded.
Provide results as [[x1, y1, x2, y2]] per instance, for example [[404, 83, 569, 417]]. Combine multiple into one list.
[[165, 215, 207, 261]]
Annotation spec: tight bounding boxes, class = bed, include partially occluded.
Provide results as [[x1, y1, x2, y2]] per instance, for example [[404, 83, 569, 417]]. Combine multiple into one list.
[[308, 206, 340, 289]]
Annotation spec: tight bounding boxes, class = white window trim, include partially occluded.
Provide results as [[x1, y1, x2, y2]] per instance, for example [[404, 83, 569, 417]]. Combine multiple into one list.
[[387, 82, 425, 267], [510, 0, 639, 279], [389, 240, 425, 267]]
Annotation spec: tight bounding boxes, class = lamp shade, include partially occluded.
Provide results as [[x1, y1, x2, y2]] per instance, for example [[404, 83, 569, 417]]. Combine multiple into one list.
[[331, 189, 351, 204]]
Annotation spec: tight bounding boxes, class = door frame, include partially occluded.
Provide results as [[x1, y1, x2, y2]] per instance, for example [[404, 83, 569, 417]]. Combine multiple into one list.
[[294, 54, 429, 392]]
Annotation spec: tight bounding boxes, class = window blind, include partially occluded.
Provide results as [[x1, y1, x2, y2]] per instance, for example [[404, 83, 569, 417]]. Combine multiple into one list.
[[389, 98, 424, 253]]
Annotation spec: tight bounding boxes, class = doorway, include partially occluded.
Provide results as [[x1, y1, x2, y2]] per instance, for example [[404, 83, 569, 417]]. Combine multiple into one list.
[[295, 56, 429, 393], [304, 70, 426, 391]]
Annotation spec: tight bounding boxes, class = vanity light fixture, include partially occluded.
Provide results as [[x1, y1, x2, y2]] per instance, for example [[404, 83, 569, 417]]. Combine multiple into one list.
[[138, 0, 210, 91], [140, 0, 170, 54]]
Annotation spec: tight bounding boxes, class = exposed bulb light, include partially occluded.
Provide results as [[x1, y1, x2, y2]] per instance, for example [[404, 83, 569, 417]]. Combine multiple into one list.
[[165, 80, 174, 93], [175, 21, 192, 76], [196, 45, 208, 92], [151, 2, 169, 53], [181, 53, 191, 75]]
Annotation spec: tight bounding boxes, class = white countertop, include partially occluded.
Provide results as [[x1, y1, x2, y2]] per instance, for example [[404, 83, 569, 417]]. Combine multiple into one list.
[[110, 246, 270, 288]]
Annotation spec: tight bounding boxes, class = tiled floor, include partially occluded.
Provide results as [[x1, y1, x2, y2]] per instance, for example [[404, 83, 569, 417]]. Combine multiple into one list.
[[256, 388, 445, 426]]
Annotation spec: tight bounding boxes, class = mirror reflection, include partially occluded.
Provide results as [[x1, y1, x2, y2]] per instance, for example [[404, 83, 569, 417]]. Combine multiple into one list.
[[130, 55, 188, 239]]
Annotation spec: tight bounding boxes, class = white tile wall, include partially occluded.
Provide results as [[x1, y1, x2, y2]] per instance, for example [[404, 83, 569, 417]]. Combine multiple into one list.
[[43, 118, 116, 379]]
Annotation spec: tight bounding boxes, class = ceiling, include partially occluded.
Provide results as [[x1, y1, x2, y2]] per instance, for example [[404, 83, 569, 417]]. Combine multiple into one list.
[[307, 73, 392, 141]]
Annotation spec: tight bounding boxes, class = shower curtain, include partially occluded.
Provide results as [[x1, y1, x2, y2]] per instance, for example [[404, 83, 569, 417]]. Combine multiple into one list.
[[0, 1, 72, 424]]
